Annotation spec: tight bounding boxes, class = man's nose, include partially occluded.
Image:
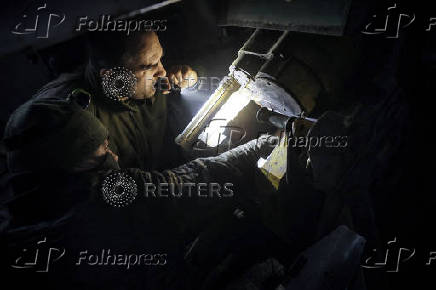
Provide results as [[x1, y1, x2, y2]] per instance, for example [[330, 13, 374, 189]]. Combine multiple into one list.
[[107, 149, 119, 163], [155, 61, 166, 78]]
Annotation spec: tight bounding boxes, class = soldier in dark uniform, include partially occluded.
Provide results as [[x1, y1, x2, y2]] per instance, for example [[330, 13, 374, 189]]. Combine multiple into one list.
[[34, 31, 198, 171], [0, 97, 278, 290]]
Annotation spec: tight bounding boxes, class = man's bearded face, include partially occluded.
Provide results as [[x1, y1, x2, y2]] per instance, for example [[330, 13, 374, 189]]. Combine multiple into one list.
[[121, 32, 166, 99]]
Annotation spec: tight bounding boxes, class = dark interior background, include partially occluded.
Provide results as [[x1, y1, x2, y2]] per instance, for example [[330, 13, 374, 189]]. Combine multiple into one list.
[[0, 0, 435, 289]]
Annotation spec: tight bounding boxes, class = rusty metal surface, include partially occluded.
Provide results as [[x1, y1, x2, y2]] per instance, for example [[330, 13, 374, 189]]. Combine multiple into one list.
[[218, 0, 352, 36]]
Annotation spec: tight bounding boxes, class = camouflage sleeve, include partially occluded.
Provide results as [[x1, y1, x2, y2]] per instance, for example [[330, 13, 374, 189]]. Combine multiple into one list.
[[99, 135, 276, 207], [136, 135, 275, 187]]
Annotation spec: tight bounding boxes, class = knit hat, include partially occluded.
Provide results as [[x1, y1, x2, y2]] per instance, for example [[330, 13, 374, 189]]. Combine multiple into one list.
[[2, 97, 108, 173]]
